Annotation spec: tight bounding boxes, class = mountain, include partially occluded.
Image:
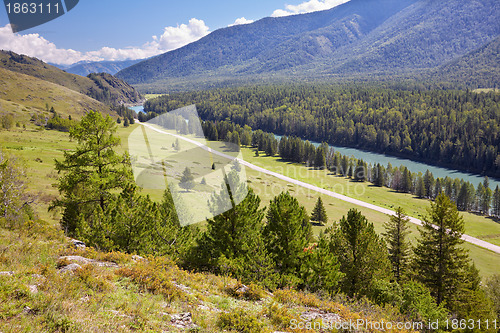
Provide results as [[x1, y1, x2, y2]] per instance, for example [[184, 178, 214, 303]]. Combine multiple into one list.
[[433, 36, 500, 87], [65, 59, 142, 76], [0, 50, 143, 105], [116, 0, 500, 90]]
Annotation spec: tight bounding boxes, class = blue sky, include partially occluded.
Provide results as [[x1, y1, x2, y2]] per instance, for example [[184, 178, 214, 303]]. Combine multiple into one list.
[[0, 0, 350, 65]]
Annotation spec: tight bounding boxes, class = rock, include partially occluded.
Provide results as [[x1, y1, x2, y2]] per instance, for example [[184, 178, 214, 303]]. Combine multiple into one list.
[[170, 312, 197, 329], [0, 271, 14, 276], [58, 256, 118, 268], [59, 255, 93, 264], [23, 306, 36, 315], [108, 310, 133, 319], [300, 309, 341, 324], [70, 238, 86, 249], [131, 255, 145, 261], [172, 281, 192, 295], [28, 284, 38, 294], [58, 263, 81, 274], [235, 284, 249, 295]]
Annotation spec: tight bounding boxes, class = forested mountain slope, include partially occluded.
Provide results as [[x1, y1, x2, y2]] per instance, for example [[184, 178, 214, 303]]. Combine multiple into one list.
[[116, 0, 499, 90]]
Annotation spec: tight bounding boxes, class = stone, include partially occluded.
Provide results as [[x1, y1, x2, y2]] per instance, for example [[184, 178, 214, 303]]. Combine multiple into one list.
[[28, 284, 38, 294], [58, 263, 81, 274], [58, 256, 118, 268], [70, 238, 86, 249], [170, 312, 197, 329], [0, 271, 14, 276]]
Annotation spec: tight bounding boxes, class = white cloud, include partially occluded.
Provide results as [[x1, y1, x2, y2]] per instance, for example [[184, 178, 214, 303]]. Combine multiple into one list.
[[0, 18, 210, 65], [229, 17, 254, 27], [271, 0, 351, 17]]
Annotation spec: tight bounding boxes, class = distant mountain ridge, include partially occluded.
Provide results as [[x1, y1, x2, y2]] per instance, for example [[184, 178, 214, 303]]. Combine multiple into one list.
[[0, 50, 143, 105], [116, 0, 500, 90], [65, 59, 143, 76]]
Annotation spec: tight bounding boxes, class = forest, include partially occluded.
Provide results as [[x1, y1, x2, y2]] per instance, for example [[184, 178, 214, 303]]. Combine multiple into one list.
[[143, 85, 500, 178]]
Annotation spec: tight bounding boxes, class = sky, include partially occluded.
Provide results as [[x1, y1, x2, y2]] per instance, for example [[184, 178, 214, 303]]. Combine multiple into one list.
[[0, 0, 350, 65]]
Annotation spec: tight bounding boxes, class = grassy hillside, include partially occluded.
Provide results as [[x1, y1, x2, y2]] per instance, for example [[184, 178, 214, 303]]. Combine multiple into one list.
[[0, 51, 142, 105], [0, 223, 419, 333], [0, 67, 112, 121]]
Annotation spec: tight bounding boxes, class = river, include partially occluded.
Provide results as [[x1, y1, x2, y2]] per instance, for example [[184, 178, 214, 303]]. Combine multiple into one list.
[[129, 104, 500, 188]]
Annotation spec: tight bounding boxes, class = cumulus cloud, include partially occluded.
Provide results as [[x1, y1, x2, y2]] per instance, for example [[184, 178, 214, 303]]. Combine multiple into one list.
[[228, 17, 254, 27], [0, 18, 210, 65], [271, 0, 351, 17]]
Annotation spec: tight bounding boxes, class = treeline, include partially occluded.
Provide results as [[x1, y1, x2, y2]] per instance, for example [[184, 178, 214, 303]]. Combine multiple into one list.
[[144, 85, 500, 177], [44, 111, 498, 328], [200, 118, 500, 218]]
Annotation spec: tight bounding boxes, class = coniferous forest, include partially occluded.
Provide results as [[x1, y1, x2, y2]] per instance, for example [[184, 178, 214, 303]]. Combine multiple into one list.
[[143, 86, 500, 178]]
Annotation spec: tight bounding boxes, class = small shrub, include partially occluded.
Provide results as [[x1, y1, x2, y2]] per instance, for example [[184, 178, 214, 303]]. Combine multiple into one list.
[[74, 264, 114, 293], [226, 282, 265, 301], [117, 259, 185, 302], [217, 308, 268, 333]]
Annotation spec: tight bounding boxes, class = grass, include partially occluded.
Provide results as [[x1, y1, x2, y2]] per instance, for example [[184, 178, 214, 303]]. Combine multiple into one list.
[[144, 94, 166, 100]]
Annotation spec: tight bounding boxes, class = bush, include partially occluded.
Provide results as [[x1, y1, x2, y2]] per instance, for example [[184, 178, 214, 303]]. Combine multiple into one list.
[[217, 308, 268, 333], [1, 114, 14, 129], [400, 281, 447, 323], [225, 282, 265, 301]]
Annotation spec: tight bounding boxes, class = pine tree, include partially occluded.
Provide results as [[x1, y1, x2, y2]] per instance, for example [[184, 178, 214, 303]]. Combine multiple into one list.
[[179, 167, 195, 192], [402, 167, 412, 193], [413, 193, 470, 306], [353, 159, 366, 182], [195, 187, 276, 288], [415, 175, 426, 198], [264, 192, 312, 277], [333, 209, 392, 297], [174, 138, 181, 151], [383, 207, 411, 283], [314, 145, 326, 169], [493, 185, 500, 217], [51, 111, 132, 236], [301, 231, 343, 294], [311, 197, 328, 225], [374, 163, 385, 187], [480, 176, 492, 215]]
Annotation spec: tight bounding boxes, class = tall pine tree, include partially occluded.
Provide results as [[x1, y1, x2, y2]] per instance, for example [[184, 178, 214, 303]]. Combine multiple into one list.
[[413, 193, 470, 306], [264, 192, 312, 279], [332, 209, 392, 297], [383, 207, 411, 283]]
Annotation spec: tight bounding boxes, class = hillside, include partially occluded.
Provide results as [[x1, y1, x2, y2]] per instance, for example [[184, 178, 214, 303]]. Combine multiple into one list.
[[0, 223, 422, 333], [65, 59, 142, 76], [432, 36, 500, 88], [0, 50, 142, 105], [116, 0, 499, 91], [0, 67, 111, 120]]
